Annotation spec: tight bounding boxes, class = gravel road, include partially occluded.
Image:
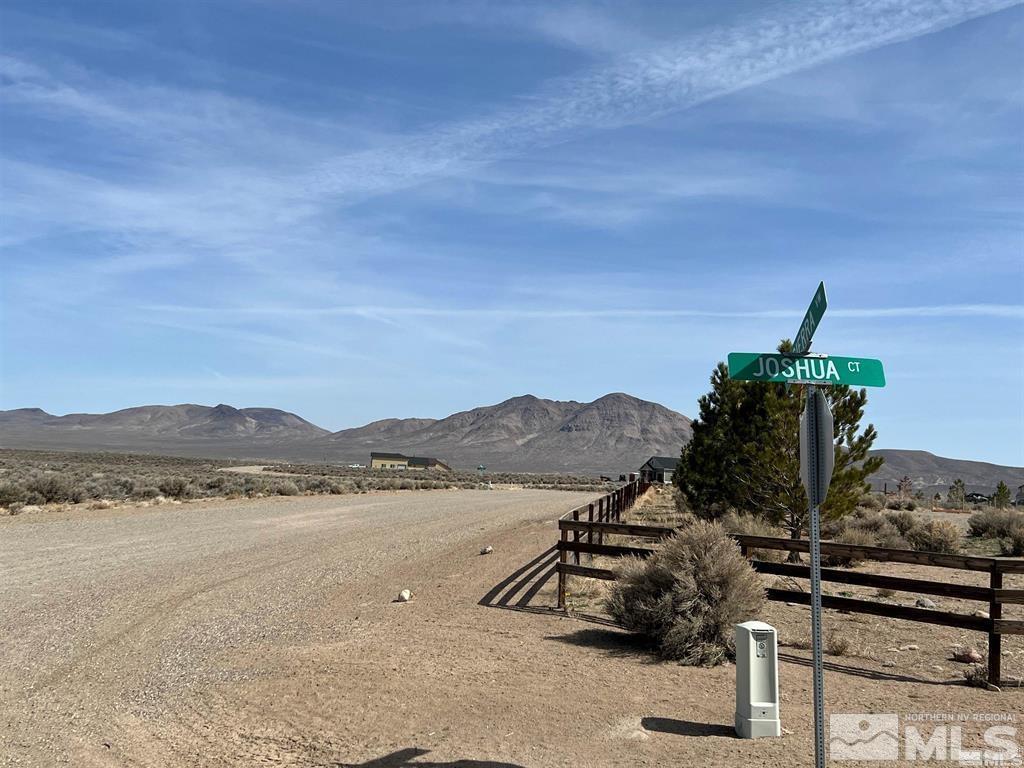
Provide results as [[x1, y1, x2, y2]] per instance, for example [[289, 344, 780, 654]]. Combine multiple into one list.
[[0, 490, 594, 767], [4, 490, 1019, 768]]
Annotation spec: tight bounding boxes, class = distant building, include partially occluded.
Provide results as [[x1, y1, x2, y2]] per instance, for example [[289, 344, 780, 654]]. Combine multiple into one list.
[[965, 492, 991, 504], [1015, 485, 1024, 506], [639, 456, 677, 484], [369, 452, 450, 471], [408, 456, 452, 471]]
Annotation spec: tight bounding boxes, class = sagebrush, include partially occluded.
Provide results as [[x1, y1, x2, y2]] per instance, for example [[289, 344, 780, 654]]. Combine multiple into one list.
[[605, 520, 764, 666]]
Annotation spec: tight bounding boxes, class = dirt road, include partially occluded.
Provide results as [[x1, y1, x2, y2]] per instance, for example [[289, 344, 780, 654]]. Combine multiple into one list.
[[1, 490, 597, 767], [2, 490, 1019, 767]]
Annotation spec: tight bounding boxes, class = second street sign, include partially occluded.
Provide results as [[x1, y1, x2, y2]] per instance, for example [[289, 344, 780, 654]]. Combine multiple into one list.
[[793, 281, 827, 355], [728, 352, 886, 387]]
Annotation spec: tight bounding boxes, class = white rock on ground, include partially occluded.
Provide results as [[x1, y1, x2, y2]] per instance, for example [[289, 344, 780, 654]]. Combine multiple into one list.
[[397, 589, 413, 603], [916, 597, 936, 609], [480, 546, 493, 555]]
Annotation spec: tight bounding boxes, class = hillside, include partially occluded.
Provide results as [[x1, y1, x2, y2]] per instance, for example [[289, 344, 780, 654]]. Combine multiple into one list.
[[318, 393, 693, 473], [868, 449, 1024, 496], [0, 394, 692, 474], [0, 404, 329, 456]]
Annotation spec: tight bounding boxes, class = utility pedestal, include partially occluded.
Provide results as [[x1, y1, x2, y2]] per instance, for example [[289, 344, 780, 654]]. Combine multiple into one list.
[[735, 621, 781, 739]]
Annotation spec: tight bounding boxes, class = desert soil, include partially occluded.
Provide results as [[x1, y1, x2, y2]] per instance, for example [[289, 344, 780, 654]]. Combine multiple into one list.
[[1, 489, 1021, 768]]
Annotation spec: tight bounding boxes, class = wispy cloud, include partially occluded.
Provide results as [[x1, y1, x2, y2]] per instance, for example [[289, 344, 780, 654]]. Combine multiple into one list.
[[307, 0, 1020, 203], [141, 303, 1024, 321]]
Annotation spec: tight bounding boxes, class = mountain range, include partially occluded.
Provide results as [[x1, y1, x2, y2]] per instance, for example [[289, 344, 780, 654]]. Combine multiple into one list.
[[0, 393, 692, 475], [1, 395, 1020, 491]]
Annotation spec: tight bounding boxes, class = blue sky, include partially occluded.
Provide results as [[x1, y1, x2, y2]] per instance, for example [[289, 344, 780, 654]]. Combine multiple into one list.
[[1, 1, 1022, 465]]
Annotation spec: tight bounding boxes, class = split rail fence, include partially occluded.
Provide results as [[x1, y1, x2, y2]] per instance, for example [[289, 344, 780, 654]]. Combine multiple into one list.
[[554, 495, 1024, 687]]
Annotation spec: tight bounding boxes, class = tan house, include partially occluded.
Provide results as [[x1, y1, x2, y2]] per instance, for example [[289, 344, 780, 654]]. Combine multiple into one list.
[[370, 452, 409, 470], [370, 452, 451, 471]]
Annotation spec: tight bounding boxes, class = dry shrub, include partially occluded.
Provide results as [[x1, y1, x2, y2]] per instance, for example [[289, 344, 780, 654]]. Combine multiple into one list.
[[719, 510, 786, 563], [25, 474, 81, 503], [906, 520, 961, 554], [964, 663, 992, 689], [823, 528, 876, 567], [604, 521, 764, 666], [858, 493, 884, 511], [272, 480, 301, 496], [157, 477, 192, 499], [0, 481, 24, 506], [968, 508, 1023, 539], [999, 525, 1024, 556], [884, 509, 918, 536], [826, 632, 851, 657]]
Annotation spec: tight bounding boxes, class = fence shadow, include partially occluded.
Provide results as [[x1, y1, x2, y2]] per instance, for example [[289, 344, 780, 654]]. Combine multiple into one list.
[[332, 747, 524, 767], [477, 548, 619, 627], [778, 652, 960, 686]]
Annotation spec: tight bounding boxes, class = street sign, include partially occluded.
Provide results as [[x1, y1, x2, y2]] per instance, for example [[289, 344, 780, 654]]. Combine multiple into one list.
[[793, 281, 827, 354], [727, 352, 885, 387], [800, 389, 834, 507], [720, 280, 886, 768]]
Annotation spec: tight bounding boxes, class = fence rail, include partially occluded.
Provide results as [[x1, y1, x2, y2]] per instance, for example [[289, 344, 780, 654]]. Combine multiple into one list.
[[555, 478, 650, 610], [552, 511, 1024, 687]]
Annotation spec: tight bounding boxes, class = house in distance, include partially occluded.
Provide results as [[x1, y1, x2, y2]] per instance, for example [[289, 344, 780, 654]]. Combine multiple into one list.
[[369, 452, 452, 471], [639, 455, 678, 484]]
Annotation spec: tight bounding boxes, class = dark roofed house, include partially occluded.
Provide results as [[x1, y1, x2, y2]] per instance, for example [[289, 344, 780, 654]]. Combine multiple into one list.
[[370, 452, 451, 471], [640, 455, 677, 484], [370, 452, 410, 470], [408, 456, 452, 472]]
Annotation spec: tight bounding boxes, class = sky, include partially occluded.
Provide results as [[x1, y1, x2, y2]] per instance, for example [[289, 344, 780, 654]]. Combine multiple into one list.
[[0, 0, 1022, 466]]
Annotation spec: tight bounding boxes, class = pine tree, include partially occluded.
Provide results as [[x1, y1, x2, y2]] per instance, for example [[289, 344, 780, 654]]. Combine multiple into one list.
[[678, 340, 883, 538], [896, 476, 914, 501], [993, 481, 1011, 509], [675, 362, 764, 515]]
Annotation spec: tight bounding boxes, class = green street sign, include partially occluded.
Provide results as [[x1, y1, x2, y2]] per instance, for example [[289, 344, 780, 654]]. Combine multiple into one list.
[[728, 352, 886, 387], [792, 281, 827, 354]]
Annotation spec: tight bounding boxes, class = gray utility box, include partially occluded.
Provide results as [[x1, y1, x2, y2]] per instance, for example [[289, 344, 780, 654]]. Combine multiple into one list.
[[735, 621, 781, 738]]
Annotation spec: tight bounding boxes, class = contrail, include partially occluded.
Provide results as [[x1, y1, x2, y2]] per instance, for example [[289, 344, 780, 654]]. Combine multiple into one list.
[[308, 0, 1020, 202]]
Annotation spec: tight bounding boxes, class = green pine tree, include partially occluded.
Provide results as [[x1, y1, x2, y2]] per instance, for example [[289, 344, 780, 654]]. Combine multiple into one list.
[[993, 481, 1011, 509], [678, 340, 883, 538]]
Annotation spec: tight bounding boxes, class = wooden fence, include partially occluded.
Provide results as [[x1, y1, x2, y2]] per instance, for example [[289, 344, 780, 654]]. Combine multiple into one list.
[[555, 478, 649, 610], [554, 513, 1024, 687]]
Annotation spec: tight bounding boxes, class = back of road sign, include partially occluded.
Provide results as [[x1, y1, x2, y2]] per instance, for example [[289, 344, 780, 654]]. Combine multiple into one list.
[[799, 390, 834, 507]]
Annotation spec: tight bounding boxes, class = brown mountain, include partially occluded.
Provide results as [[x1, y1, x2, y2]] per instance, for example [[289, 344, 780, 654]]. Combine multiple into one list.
[[0, 404, 329, 455], [318, 393, 693, 473], [868, 449, 1024, 496], [0, 394, 692, 473]]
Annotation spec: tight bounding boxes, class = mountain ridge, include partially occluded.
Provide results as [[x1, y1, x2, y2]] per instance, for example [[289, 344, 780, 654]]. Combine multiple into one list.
[[1, 398, 1020, 488]]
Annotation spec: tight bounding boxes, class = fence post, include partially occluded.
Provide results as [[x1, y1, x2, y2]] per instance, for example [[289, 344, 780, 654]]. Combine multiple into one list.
[[557, 526, 567, 610], [598, 498, 605, 546], [572, 509, 580, 566], [989, 567, 1002, 686], [587, 503, 594, 563]]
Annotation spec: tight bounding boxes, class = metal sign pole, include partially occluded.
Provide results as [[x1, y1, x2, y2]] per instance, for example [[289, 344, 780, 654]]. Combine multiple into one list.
[[806, 385, 826, 768]]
